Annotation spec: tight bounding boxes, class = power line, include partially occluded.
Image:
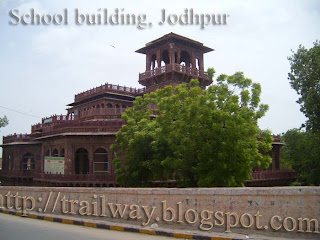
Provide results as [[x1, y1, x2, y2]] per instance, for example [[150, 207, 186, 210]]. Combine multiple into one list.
[[0, 105, 41, 119]]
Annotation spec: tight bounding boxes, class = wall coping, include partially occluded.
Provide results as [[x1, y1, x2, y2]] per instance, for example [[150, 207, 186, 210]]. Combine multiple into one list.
[[1, 186, 319, 196]]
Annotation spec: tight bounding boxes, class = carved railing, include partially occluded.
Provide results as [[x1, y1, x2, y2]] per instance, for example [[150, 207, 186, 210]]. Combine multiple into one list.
[[75, 83, 145, 102], [18, 112, 126, 140], [41, 119, 124, 136], [1, 169, 296, 186], [139, 63, 212, 81], [33, 173, 116, 183], [0, 170, 116, 184], [272, 135, 281, 142], [251, 170, 297, 181], [42, 114, 77, 125], [3, 133, 32, 144], [0, 170, 36, 178], [79, 107, 126, 119], [31, 123, 42, 133]]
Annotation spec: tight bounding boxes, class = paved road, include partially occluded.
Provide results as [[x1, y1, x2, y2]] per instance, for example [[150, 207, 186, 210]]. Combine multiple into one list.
[[0, 213, 179, 240]]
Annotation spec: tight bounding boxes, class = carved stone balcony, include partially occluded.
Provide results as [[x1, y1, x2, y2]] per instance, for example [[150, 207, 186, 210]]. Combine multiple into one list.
[[31, 123, 42, 133], [74, 83, 145, 102], [0, 170, 116, 187], [245, 170, 298, 187], [39, 119, 124, 137], [2, 133, 42, 144], [139, 63, 213, 87], [3, 134, 31, 144]]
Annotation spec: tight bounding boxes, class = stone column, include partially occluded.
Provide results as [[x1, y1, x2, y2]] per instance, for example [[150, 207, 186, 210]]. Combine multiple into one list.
[[64, 143, 72, 174], [2, 149, 7, 170], [69, 145, 75, 174], [199, 55, 204, 71], [41, 145, 46, 172], [89, 146, 93, 174], [146, 54, 151, 71], [271, 148, 276, 171], [156, 49, 161, 68], [169, 49, 174, 65], [191, 51, 196, 69], [177, 51, 181, 64], [107, 146, 111, 174], [14, 148, 22, 171]]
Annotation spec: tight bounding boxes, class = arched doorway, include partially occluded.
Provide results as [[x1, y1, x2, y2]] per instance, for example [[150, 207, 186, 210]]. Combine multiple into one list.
[[23, 153, 35, 171], [61, 148, 65, 157], [75, 148, 89, 174], [52, 149, 59, 157], [93, 148, 108, 173]]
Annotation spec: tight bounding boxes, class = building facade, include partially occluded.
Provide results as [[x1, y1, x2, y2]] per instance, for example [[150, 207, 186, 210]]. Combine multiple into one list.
[[0, 33, 296, 187]]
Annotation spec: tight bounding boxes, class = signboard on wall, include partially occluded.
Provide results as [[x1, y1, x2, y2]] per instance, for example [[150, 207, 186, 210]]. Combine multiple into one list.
[[44, 157, 65, 174]]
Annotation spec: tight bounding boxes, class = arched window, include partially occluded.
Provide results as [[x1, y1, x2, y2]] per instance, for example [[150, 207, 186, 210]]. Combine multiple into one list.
[[61, 148, 65, 157], [115, 104, 120, 114], [93, 148, 108, 173], [107, 103, 113, 108], [161, 50, 170, 65], [180, 51, 191, 69], [52, 149, 59, 157], [96, 104, 101, 114], [106, 103, 113, 114], [23, 153, 35, 171], [45, 149, 50, 157], [5, 153, 13, 170], [101, 103, 105, 108], [75, 148, 89, 174]]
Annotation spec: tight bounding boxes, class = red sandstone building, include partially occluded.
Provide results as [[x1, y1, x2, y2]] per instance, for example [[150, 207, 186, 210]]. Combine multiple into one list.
[[0, 33, 296, 187]]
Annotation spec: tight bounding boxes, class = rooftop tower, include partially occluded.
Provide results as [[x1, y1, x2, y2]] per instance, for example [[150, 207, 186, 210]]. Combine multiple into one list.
[[136, 32, 214, 93]]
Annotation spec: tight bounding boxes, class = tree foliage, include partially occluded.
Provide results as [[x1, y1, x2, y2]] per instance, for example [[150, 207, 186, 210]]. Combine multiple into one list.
[[112, 71, 272, 187], [0, 115, 8, 129], [207, 67, 216, 79], [286, 41, 320, 186], [281, 129, 320, 186], [288, 41, 320, 132]]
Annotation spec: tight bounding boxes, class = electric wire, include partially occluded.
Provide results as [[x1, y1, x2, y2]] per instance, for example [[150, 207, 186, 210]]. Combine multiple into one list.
[[0, 105, 41, 119]]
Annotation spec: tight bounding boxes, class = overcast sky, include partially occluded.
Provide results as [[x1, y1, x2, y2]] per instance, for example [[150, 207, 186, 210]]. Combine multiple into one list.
[[0, 0, 319, 153]]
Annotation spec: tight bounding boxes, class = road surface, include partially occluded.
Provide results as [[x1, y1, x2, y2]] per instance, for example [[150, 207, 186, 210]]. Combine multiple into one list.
[[0, 213, 179, 240]]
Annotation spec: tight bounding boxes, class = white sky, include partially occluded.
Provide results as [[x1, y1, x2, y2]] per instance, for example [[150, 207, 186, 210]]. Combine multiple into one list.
[[0, 0, 319, 154]]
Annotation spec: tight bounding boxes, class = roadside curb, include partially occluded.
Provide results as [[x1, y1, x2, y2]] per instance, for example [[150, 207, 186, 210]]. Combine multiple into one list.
[[0, 209, 243, 240]]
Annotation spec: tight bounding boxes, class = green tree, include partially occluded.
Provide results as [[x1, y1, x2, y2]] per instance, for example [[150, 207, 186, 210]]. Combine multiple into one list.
[[288, 41, 320, 132], [286, 41, 320, 186], [112, 72, 272, 187], [0, 115, 8, 129], [281, 129, 320, 185]]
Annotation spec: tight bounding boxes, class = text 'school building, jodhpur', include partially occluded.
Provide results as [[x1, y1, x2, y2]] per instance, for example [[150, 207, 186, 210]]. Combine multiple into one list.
[[0, 33, 297, 187]]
